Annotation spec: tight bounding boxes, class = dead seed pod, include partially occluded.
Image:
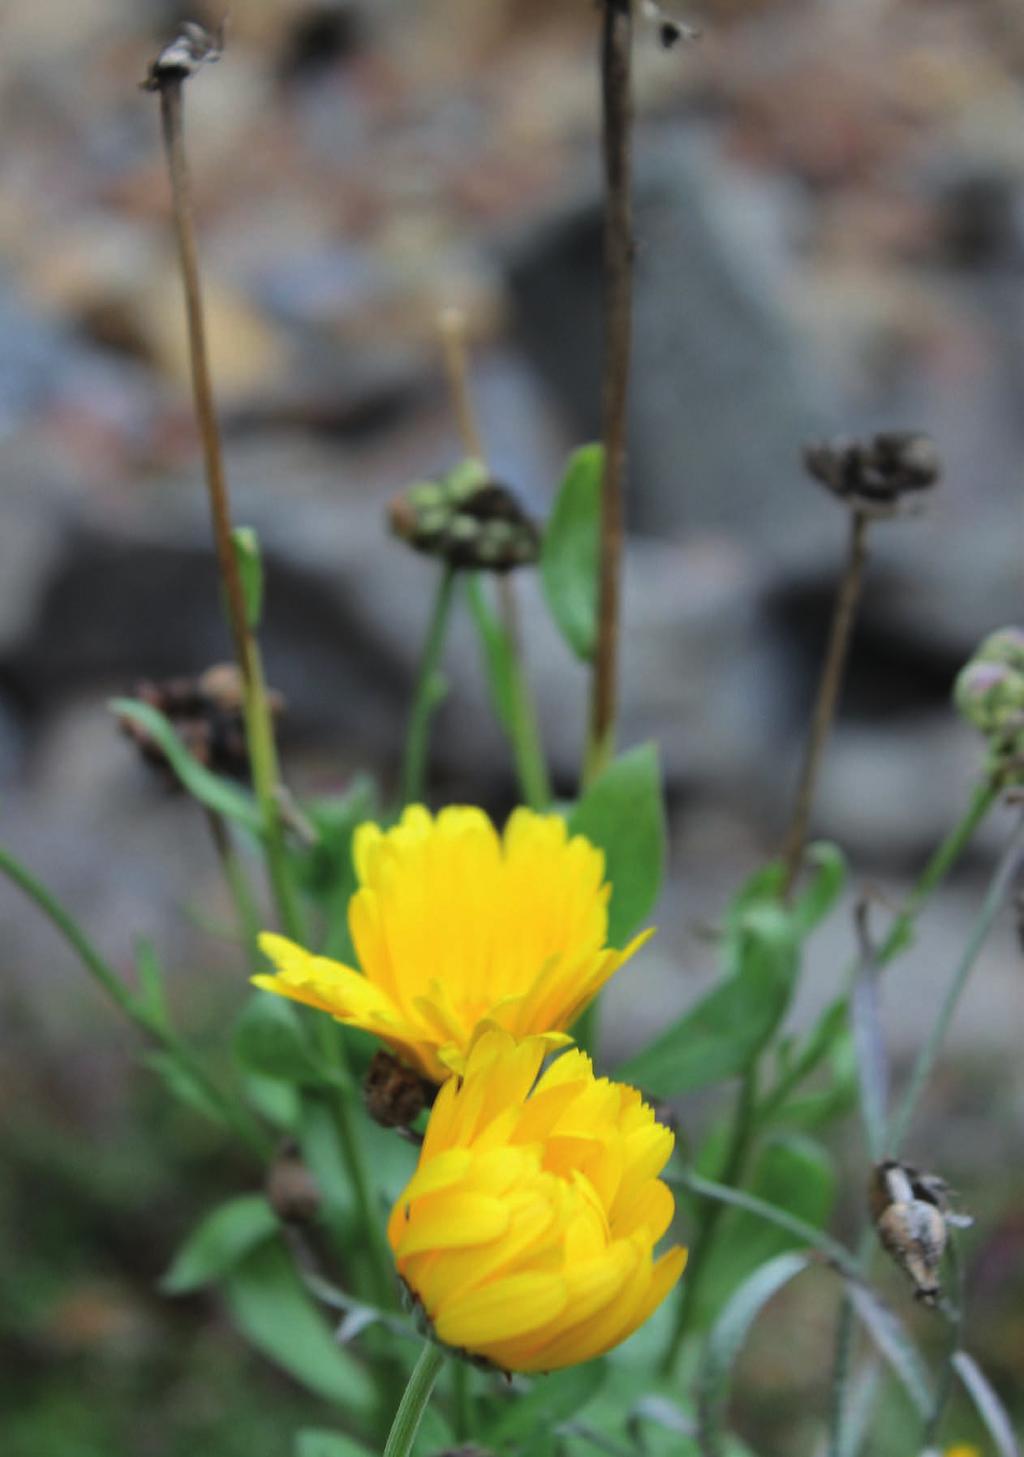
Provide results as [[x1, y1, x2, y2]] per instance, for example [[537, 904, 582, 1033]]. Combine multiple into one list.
[[118, 664, 284, 785], [869, 1160, 972, 1306], [803, 431, 941, 519]]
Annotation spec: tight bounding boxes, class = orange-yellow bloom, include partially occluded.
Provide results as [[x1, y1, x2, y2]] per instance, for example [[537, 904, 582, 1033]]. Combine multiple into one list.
[[388, 1027, 687, 1372], [944, 1448, 982, 1457], [254, 805, 650, 1082]]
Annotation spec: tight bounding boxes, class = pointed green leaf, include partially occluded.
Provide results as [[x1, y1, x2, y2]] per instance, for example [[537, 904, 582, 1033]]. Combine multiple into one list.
[[541, 443, 602, 661], [691, 1135, 837, 1325], [569, 743, 666, 948], [161, 1194, 278, 1295], [233, 992, 326, 1086], [134, 937, 168, 1029], [111, 698, 261, 832], [699, 1252, 812, 1448], [143, 1049, 228, 1128], [617, 905, 798, 1097], [223, 1239, 377, 1414]]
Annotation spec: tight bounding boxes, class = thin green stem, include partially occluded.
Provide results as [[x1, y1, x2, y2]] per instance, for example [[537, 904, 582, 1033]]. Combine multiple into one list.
[[401, 565, 458, 806], [451, 1358, 473, 1443], [675, 1169, 862, 1279], [662, 1067, 759, 1375], [243, 636, 303, 940], [383, 1341, 447, 1457], [310, 1023, 395, 1311], [0, 844, 269, 1158], [498, 578, 552, 811], [887, 807, 1024, 1157], [922, 1236, 965, 1450], [757, 779, 998, 1126], [780, 511, 870, 897], [205, 810, 261, 958]]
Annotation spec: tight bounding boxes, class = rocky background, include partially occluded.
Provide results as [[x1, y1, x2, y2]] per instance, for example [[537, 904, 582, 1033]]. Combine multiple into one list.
[[1, 1, 1022, 1453]]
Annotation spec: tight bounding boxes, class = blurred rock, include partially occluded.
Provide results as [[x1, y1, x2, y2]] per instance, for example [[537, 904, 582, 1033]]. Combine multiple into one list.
[[506, 128, 839, 560]]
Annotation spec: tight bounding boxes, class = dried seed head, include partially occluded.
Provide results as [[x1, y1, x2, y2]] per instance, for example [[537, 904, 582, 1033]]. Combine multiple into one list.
[[142, 20, 226, 91], [640, 0, 701, 48], [388, 463, 539, 573], [803, 432, 941, 519], [266, 1142, 321, 1225], [363, 1050, 431, 1130], [869, 1160, 969, 1306], [118, 664, 284, 786]]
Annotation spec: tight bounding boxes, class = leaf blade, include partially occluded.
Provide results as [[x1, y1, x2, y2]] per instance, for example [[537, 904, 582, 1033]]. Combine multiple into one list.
[[541, 444, 602, 662]]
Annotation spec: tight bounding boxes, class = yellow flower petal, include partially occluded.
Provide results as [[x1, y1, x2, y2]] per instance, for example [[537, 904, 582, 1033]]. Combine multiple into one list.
[[256, 807, 652, 1082]]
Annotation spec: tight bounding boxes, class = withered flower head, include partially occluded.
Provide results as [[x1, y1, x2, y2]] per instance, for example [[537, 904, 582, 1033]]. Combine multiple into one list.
[[142, 21, 225, 91], [118, 663, 284, 785], [869, 1160, 970, 1307], [803, 432, 940, 518], [388, 462, 539, 573], [364, 1049, 432, 1131]]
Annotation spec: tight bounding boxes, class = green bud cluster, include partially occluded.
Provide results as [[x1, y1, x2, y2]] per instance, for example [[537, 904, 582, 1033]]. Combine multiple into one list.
[[953, 627, 1024, 780], [388, 460, 540, 572]]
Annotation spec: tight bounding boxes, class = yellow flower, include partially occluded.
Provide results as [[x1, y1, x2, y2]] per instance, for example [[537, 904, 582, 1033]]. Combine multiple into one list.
[[944, 1447, 982, 1457], [254, 805, 651, 1082], [388, 1027, 687, 1372]]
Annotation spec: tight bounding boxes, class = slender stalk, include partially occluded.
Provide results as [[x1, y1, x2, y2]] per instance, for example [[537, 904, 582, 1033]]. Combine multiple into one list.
[[830, 806, 1018, 1449], [921, 1236, 965, 1450], [757, 779, 998, 1125], [0, 844, 269, 1158], [383, 1342, 447, 1457], [438, 309, 551, 810], [887, 807, 1024, 1157], [451, 1358, 473, 1443], [780, 512, 870, 896], [205, 809, 261, 958], [439, 307, 485, 463], [155, 73, 301, 942], [676, 1168, 862, 1280], [586, 0, 635, 787], [662, 1068, 759, 1374], [401, 565, 458, 806]]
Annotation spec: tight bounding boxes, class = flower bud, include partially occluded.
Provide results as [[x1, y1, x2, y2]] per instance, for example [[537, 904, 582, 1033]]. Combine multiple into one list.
[[364, 1049, 431, 1130], [953, 626, 1024, 780], [388, 463, 539, 572]]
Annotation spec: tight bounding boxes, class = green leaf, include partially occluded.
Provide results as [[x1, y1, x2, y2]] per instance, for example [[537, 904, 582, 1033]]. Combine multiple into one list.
[[223, 1239, 377, 1415], [133, 937, 168, 1029], [161, 1194, 278, 1295], [465, 574, 516, 732], [232, 525, 264, 629], [699, 1251, 812, 1448], [111, 698, 261, 832], [952, 1350, 1021, 1457], [295, 1431, 373, 1457], [233, 992, 326, 1086], [617, 905, 798, 1098], [691, 1135, 836, 1325], [845, 1283, 933, 1417], [569, 743, 666, 948], [541, 443, 602, 661], [483, 1361, 607, 1447], [143, 1050, 228, 1128], [791, 841, 846, 934]]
